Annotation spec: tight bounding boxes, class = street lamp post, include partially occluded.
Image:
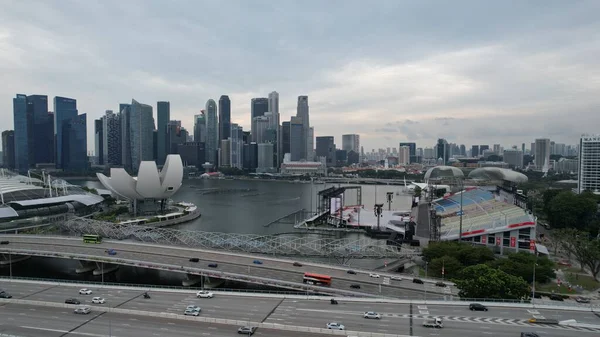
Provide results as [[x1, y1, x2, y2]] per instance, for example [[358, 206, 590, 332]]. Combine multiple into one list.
[[458, 180, 464, 242], [9, 250, 12, 279], [531, 250, 538, 301]]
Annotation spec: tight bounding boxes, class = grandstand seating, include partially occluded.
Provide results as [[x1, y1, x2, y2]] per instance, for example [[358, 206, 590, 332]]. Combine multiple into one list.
[[432, 188, 534, 239]]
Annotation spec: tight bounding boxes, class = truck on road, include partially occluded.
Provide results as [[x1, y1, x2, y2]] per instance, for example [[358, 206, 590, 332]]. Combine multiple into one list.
[[422, 317, 443, 328]]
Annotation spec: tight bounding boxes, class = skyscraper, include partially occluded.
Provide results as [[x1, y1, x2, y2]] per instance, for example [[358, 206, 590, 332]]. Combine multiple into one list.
[[62, 113, 88, 171], [578, 134, 600, 193], [119, 103, 132, 170], [289, 116, 304, 161], [316, 136, 335, 167], [94, 118, 104, 165], [194, 111, 206, 143], [2, 130, 15, 169], [230, 123, 243, 169], [257, 143, 274, 173], [13, 94, 29, 172], [267, 91, 281, 165], [399, 146, 410, 165], [102, 110, 121, 166], [281, 122, 291, 157], [503, 149, 524, 168], [308, 126, 314, 161], [218, 95, 231, 145], [205, 99, 218, 165], [296, 96, 310, 160], [251, 97, 268, 142], [399, 142, 416, 163], [252, 116, 270, 143], [436, 138, 448, 163], [342, 134, 360, 153], [156, 101, 170, 165], [54, 96, 78, 168], [534, 138, 551, 171], [123, 99, 154, 172]]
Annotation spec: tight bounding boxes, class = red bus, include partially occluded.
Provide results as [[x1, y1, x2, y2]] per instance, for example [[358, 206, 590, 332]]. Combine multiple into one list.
[[303, 272, 332, 286]]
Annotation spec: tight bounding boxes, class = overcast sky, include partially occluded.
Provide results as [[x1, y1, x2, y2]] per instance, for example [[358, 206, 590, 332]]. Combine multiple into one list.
[[1, 0, 599, 153]]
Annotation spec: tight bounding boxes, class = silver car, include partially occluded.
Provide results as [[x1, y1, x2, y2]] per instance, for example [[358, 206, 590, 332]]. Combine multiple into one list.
[[74, 306, 91, 315], [364, 311, 381, 319]]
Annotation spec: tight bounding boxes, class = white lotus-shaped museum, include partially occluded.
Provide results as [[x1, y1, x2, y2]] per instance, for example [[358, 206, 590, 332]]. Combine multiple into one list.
[[97, 155, 183, 200]]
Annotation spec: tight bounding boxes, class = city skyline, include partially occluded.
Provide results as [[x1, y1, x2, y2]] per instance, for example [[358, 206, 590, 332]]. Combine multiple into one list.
[[2, 1, 600, 150]]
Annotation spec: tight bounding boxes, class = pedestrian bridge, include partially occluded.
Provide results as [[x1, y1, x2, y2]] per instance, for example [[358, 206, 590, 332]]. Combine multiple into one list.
[[0, 235, 444, 299], [29, 217, 414, 258]]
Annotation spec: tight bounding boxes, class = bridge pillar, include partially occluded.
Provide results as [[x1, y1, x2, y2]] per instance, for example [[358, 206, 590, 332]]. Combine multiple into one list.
[[0, 253, 31, 266], [182, 274, 225, 288], [75, 260, 97, 274], [92, 263, 119, 276]]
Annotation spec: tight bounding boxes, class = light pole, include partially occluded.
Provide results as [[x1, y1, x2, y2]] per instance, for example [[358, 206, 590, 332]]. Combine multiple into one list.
[[374, 204, 383, 231], [458, 179, 464, 242], [9, 250, 12, 279], [386, 192, 393, 211], [531, 249, 538, 301]]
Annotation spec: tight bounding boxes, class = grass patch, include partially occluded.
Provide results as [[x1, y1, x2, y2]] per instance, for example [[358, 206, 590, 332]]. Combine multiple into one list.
[[536, 273, 600, 294]]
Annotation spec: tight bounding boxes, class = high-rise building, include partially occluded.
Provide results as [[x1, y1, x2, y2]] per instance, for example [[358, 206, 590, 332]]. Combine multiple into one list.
[[252, 116, 270, 143], [423, 147, 435, 159], [193, 111, 206, 143], [503, 149, 523, 168], [479, 145, 489, 154], [534, 138, 551, 171], [13, 94, 29, 172], [289, 116, 304, 161], [177, 142, 205, 168], [156, 101, 170, 165], [257, 143, 274, 173], [220, 139, 231, 167], [316, 136, 335, 167], [167, 121, 188, 154], [122, 99, 154, 172], [218, 95, 231, 145], [2, 130, 15, 169], [342, 134, 360, 154], [471, 145, 480, 157], [281, 122, 291, 156], [94, 118, 104, 165], [251, 97, 268, 142], [308, 126, 314, 161], [230, 123, 243, 169], [54, 96, 77, 168], [459, 144, 466, 156], [27, 95, 54, 166], [436, 139, 448, 163], [205, 99, 218, 165], [493, 144, 501, 154], [102, 110, 121, 166], [399, 142, 416, 163], [399, 146, 410, 165], [521, 143, 526, 154], [578, 135, 600, 193], [62, 113, 88, 171], [530, 142, 535, 155], [296, 96, 310, 160]]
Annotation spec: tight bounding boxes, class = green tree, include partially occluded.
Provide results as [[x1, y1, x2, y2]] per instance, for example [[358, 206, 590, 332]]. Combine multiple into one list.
[[422, 241, 494, 266], [554, 228, 600, 280], [547, 191, 598, 231], [488, 252, 555, 284], [454, 264, 529, 299], [414, 186, 422, 198], [427, 256, 462, 279]]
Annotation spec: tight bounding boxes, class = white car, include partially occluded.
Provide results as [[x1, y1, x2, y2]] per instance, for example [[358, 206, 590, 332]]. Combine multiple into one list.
[[74, 306, 91, 314], [184, 306, 201, 316], [186, 305, 201, 311], [364, 311, 381, 319], [196, 290, 214, 298], [369, 273, 380, 278], [391, 275, 403, 281], [92, 297, 105, 304], [326, 322, 345, 330], [79, 289, 92, 295]]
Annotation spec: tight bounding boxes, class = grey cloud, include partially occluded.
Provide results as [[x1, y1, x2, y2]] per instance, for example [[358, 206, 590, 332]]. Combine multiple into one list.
[[1, 0, 599, 150]]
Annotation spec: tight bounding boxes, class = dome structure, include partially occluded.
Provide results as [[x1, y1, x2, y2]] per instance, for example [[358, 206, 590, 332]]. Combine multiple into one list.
[[424, 166, 465, 181], [97, 154, 183, 201], [468, 167, 528, 183]]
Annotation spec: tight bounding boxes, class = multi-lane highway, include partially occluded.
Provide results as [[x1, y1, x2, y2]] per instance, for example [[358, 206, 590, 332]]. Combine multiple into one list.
[[0, 280, 598, 337], [0, 235, 454, 299]]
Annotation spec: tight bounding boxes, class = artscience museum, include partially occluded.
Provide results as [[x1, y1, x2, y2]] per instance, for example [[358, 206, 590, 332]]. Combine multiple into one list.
[[97, 154, 184, 215]]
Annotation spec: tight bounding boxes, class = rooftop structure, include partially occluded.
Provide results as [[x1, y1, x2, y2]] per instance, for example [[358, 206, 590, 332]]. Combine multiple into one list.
[[468, 167, 528, 183]]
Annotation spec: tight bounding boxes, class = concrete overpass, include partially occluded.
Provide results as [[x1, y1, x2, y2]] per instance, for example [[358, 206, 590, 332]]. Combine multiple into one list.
[[0, 235, 453, 299]]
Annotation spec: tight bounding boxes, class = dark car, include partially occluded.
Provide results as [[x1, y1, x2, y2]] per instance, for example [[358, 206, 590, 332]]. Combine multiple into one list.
[[105, 249, 117, 256], [350, 284, 361, 289], [549, 294, 564, 301], [208, 263, 218, 268], [0, 292, 12, 298], [412, 278, 424, 284], [347, 270, 357, 275], [435, 281, 446, 287], [293, 262, 303, 267], [237, 326, 257, 335], [0, 241, 9, 245], [65, 298, 81, 305], [469, 303, 488, 311], [521, 333, 540, 337], [576, 296, 590, 303], [253, 260, 263, 265], [189, 258, 199, 263]]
